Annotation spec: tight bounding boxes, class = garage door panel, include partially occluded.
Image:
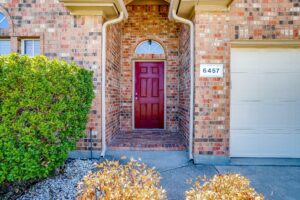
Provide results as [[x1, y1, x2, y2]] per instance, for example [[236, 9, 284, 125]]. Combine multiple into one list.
[[232, 103, 297, 130], [232, 74, 299, 102], [230, 48, 300, 158], [231, 73, 262, 102], [231, 103, 264, 129], [231, 48, 300, 73], [231, 128, 300, 135], [262, 74, 299, 100], [259, 53, 294, 73], [230, 131, 265, 157], [259, 50, 300, 73], [230, 131, 300, 158], [259, 103, 297, 129], [231, 49, 262, 72]]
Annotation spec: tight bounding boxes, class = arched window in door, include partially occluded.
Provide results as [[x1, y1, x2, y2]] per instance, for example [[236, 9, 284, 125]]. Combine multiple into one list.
[[135, 40, 164, 54]]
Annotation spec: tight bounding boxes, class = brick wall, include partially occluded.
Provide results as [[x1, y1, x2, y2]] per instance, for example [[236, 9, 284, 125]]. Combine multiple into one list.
[[193, 0, 300, 157], [178, 24, 191, 145], [230, 0, 300, 40], [193, 12, 230, 156], [106, 23, 122, 143], [120, 5, 181, 132], [0, 0, 103, 151]]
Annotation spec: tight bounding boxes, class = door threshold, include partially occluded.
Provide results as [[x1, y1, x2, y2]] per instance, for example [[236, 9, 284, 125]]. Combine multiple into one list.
[[133, 129, 166, 131]]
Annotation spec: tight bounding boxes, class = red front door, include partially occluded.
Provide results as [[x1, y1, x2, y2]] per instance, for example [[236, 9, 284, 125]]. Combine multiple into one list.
[[134, 62, 164, 129]]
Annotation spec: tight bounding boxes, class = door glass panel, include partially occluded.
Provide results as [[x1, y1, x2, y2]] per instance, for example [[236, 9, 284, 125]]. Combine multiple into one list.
[[135, 40, 164, 54]]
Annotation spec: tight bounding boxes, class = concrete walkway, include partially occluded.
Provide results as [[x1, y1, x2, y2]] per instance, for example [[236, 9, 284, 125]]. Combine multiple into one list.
[[106, 150, 300, 200]]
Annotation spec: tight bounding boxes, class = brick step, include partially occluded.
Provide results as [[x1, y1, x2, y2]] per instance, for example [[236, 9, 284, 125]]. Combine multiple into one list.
[[108, 131, 187, 151]]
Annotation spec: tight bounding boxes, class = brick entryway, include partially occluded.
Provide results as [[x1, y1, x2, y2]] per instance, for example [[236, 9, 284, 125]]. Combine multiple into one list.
[[108, 131, 187, 151]]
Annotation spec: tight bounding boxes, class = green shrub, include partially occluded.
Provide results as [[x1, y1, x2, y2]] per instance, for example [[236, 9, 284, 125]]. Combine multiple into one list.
[[0, 54, 94, 184]]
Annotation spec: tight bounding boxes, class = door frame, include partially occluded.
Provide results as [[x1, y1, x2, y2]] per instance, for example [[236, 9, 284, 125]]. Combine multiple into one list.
[[132, 60, 167, 130]]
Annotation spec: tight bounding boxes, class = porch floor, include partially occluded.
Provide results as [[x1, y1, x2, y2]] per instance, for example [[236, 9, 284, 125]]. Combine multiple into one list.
[[108, 130, 187, 151]]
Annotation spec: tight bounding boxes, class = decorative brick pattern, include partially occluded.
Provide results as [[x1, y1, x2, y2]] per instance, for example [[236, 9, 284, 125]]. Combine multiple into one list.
[[120, 5, 181, 132]]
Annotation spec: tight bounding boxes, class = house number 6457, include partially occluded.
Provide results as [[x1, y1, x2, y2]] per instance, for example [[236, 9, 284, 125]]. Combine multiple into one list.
[[200, 64, 224, 78]]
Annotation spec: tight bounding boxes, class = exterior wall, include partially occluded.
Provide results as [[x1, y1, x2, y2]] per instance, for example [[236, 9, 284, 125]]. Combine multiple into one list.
[[0, 0, 103, 151], [193, 0, 300, 162], [120, 5, 181, 132], [2, 0, 300, 160], [178, 24, 190, 145], [106, 23, 122, 143]]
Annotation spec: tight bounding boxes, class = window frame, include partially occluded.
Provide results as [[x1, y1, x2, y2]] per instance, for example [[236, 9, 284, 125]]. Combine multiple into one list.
[[135, 40, 165, 55], [21, 39, 41, 56]]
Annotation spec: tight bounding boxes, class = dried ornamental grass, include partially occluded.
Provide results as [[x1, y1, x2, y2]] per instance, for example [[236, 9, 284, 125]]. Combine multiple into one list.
[[76, 160, 167, 200], [186, 174, 264, 200]]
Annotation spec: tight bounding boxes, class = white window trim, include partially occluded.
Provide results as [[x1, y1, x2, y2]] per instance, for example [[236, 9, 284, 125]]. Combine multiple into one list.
[[0, 38, 11, 55], [21, 39, 40, 56]]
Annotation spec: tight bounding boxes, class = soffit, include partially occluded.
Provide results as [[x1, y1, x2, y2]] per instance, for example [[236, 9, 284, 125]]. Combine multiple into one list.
[[59, 0, 124, 19], [174, 0, 233, 18]]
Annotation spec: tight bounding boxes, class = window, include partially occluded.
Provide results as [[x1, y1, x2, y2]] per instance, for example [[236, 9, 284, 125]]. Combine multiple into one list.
[[0, 39, 11, 55], [135, 40, 164, 54], [21, 39, 40, 56], [0, 12, 9, 29]]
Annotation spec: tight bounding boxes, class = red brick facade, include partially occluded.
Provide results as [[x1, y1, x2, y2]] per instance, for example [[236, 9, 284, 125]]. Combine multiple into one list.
[[193, 12, 230, 157], [1, 0, 299, 161]]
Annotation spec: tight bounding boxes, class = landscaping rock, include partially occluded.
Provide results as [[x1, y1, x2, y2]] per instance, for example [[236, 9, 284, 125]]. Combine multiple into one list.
[[18, 159, 97, 200]]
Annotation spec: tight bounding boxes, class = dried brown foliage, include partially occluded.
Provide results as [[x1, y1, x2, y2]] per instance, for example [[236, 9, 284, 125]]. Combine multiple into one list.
[[186, 174, 264, 200], [76, 159, 167, 200]]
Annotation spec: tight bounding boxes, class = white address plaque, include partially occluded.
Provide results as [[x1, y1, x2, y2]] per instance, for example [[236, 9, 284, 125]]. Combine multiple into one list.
[[200, 64, 224, 78]]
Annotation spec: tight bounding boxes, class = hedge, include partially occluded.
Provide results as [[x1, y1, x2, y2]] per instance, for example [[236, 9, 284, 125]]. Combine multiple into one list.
[[0, 54, 94, 184]]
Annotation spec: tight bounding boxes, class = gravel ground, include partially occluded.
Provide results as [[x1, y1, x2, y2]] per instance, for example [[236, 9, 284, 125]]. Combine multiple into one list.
[[18, 159, 97, 200]]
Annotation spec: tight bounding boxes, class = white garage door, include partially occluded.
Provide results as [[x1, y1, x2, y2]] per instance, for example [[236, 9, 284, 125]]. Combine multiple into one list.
[[230, 48, 300, 158]]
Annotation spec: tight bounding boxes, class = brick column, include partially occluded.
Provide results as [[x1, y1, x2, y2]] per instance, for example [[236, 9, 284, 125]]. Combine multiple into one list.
[[193, 12, 230, 164], [72, 15, 103, 155]]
